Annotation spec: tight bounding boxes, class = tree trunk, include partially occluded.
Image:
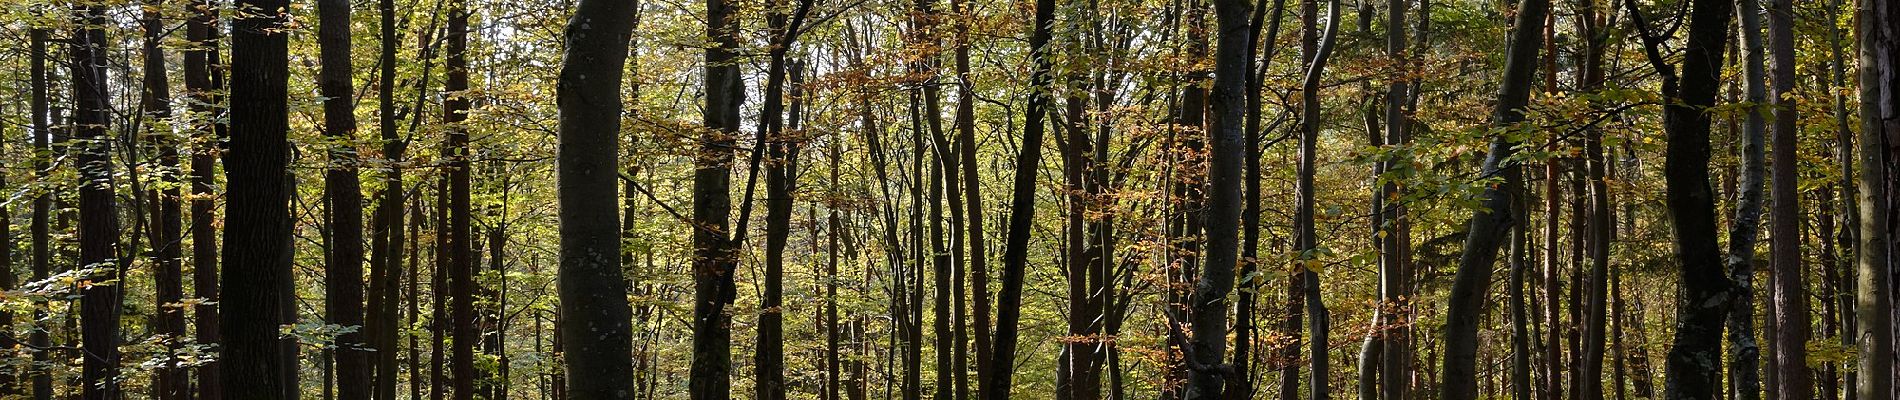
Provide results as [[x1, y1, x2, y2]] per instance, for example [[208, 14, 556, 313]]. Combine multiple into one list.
[[1725, 0, 1769, 397], [1296, 0, 1339, 398], [27, 22, 57, 400], [1765, 0, 1811, 395], [1853, 0, 1896, 395], [696, 0, 744, 393], [317, 0, 372, 395], [442, 0, 476, 397], [1438, 0, 1547, 394], [1635, 0, 1737, 392], [983, 0, 1054, 393], [222, 0, 297, 393], [139, 2, 188, 398]]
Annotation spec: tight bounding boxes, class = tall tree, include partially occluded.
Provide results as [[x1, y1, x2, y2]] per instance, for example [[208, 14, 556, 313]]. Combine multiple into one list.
[[27, 20, 55, 400], [1764, 0, 1809, 395], [442, 0, 476, 396], [553, 0, 640, 394], [318, 0, 372, 395], [1182, 0, 1250, 396], [1852, 0, 1896, 395], [183, 0, 225, 397], [1725, 0, 1769, 397], [754, 2, 815, 397], [695, 0, 743, 392], [1437, 0, 1548, 395], [139, 1, 189, 398], [369, 0, 408, 394], [1627, 0, 1739, 392], [1296, 0, 1341, 398], [983, 0, 1054, 393], [221, 0, 298, 393], [71, 4, 124, 399]]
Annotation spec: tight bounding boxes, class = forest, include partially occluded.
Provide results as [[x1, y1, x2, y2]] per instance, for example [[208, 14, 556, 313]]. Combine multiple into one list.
[[0, 0, 1896, 395]]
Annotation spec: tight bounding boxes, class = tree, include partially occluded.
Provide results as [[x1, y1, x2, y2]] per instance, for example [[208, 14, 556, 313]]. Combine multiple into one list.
[[1627, 0, 1739, 393], [1852, 0, 1896, 396], [71, 4, 125, 399], [221, 0, 298, 394], [1182, 0, 1250, 396], [317, 0, 372, 395], [1437, 0, 1548, 395], [1765, 0, 1810, 396], [695, 0, 743, 393], [984, 0, 1054, 394], [183, 1, 225, 397], [554, 0, 640, 395], [138, 1, 188, 397]]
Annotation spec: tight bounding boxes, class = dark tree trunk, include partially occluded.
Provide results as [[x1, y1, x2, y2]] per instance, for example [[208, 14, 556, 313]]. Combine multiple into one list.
[[317, 0, 372, 396], [950, 0, 992, 392], [1627, 0, 1738, 391], [754, 4, 814, 397], [983, 0, 1054, 393], [1437, 0, 1547, 394], [222, 0, 297, 393], [695, 0, 744, 393], [371, 0, 408, 395], [71, 4, 123, 399], [185, 3, 224, 398], [442, 0, 476, 397], [27, 22, 56, 400], [1182, 0, 1250, 396], [139, 2, 188, 398], [1766, 0, 1811, 396]]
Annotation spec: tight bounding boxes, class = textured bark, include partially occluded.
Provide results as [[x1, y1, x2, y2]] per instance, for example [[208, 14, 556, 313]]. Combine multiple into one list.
[[71, 4, 124, 399], [1438, 0, 1546, 395], [139, 2, 189, 398], [222, 0, 297, 394], [1765, 0, 1811, 396], [1853, 0, 1896, 395], [1642, 0, 1736, 392], [757, 4, 814, 392], [1725, 0, 1769, 398], [554, 0, 642, 396], [317, 0, 372, 396]]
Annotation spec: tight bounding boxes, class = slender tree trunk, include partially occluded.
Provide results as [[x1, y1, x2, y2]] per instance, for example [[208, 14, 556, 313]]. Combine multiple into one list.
[[317, 0, 372, 395], [696, 0, 744, 392], [1725, 0, 1769, 398], [1438, 0, 1547, 394], [1764, 0, 1811, 395], [372, 0, 408, 395], [28, 22, 57, 400], [139, 2, 189, 398], [222, 0, 297, 393], [983, 0, 1054, 393], [1296, 0, 1339, 398], [71, 4, 124, 399], [1183, 0, 1250, 396], [950, 0, 992, 393], [442, 0, 476, 397], [1630, 0, 1738, 391]]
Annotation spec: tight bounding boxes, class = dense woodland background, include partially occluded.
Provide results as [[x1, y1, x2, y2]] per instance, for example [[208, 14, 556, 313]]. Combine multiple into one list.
[[0, 0, 1897, 396]]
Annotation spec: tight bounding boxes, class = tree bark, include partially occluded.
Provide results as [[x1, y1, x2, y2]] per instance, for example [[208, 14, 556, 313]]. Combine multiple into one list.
[[553, 0, 642, 396], [1437, 0, 1547, 395], [70, 4, 124, 399], [1853, 0, 1896, 395], [983, 0, 1054, 393], [317, 0, 372, 396], [222, 0, 297, 393], [139, 2, 189, 398], [695, 0, 744, 393], [1765, 0, 1811, 396]]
